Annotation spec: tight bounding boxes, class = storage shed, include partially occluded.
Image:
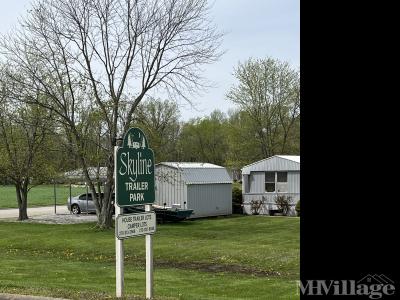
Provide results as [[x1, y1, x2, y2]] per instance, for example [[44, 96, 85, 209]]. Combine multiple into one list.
[[241, 155, 300, 216], [155, 162, 232, 218]]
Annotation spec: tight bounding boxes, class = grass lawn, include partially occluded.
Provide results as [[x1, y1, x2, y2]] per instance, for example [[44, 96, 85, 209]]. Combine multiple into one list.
[[0, 185, 87, 209], [0, 215, 299, 299]]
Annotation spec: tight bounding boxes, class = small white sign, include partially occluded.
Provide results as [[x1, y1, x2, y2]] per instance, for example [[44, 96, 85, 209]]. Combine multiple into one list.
[[116, 212, 156, 239]]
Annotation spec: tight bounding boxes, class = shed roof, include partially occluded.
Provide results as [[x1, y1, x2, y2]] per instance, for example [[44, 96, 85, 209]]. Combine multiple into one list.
[[242, 155, 300, 174], [159, 162, 224, 169], [63, 167, 108, 182], [156, 162, 232, 184]]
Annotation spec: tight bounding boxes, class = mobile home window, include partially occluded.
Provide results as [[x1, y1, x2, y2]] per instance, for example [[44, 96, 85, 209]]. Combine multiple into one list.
[[265, 172, 275, 192], [276, 172, 288, 192], [265, 172, 288, 193], [277, 172, 287, 182]]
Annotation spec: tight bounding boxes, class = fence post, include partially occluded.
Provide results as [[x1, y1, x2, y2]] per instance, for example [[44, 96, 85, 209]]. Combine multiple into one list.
[[86, 183, 88, 214], [69, 183, 72, 214], [53, 180, 57, 214]]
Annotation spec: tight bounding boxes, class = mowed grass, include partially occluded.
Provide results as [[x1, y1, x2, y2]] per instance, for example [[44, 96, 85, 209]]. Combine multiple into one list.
[[0, 215, 299, 299], [0, 185, 87, 208]]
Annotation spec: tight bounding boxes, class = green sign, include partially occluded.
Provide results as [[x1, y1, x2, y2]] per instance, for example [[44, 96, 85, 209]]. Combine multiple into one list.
[[116, 128, 155, 207]]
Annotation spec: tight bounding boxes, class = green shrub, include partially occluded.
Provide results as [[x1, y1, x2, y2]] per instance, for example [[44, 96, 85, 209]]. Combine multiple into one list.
[[232, 185, 243, 214], [232, 185, 242, 204], [295, 200, 300, 216]]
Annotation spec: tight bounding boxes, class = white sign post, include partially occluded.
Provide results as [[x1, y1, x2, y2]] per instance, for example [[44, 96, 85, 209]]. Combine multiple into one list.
[[115, 146, 124, 298], [145, 204, 154, 299]]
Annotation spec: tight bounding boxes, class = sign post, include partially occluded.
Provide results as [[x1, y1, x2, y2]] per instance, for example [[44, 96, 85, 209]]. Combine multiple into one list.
[[115, 145, 124, 298], [145, 204, 153, 299], [115, 128, 155, 299]]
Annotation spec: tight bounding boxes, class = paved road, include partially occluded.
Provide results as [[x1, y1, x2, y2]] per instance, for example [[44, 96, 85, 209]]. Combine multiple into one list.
[[0, 205, 69, 219], [0, 205, 100, 224]]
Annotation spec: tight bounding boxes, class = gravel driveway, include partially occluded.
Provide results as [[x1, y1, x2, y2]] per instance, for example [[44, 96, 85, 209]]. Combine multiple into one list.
[[0, 205, 102, 224]]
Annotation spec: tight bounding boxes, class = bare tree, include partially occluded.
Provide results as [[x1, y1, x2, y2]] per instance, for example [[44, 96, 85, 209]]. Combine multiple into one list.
[[227, 57, 300, 157], [0, 0, 222, 228]]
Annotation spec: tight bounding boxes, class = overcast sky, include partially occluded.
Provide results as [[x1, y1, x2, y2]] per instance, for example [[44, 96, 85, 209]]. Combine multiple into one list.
[[0, 0, 299, 121]]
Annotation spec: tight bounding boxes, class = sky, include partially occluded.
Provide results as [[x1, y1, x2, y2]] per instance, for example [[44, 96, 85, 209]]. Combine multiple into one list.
[[0, 0, 300, 121]]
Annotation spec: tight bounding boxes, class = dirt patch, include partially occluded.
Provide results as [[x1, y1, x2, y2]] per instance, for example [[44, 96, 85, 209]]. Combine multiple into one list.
[[155, 260, 283, 277]]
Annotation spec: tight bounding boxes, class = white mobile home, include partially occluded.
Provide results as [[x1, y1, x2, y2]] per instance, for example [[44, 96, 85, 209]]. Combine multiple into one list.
[[241, 155, 300, 216], [155, 162, 232, 218]]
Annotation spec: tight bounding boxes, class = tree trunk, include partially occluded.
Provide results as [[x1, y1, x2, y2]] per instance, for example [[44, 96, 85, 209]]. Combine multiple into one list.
[[76, 138, 115, 230], [15, 181, 29, 221], [95, 151, 115, 229]]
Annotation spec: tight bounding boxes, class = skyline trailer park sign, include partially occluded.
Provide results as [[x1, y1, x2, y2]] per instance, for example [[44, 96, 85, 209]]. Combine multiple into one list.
[[114, 127, 156, 299], [116, 127, 155, 207]]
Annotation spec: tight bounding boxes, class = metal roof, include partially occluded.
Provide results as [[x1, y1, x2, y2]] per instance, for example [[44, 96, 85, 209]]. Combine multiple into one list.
[[158, 162, 224, 169], [63, 167, 108, 182], [156, 162, 232, 184], [242, 155, 300, 174], [275, 155, 300, 163]]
